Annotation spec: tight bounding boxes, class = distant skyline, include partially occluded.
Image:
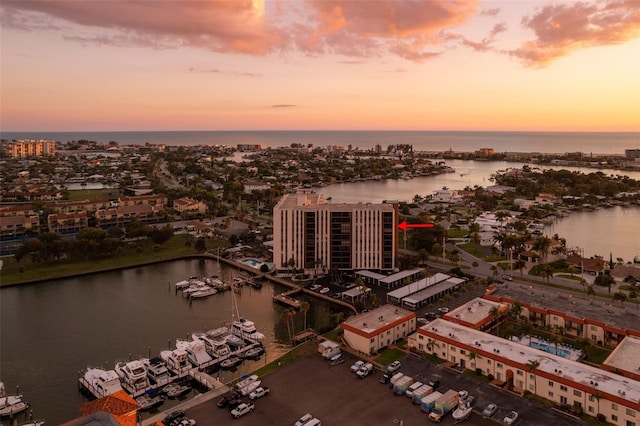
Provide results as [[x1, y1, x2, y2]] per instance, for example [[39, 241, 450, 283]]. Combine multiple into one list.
[[1, 1, 639, 132]]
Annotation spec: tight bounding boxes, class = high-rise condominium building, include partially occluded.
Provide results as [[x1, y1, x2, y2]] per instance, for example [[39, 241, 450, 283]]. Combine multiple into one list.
[[273, 191, 397, 273], [4, 139, 56, 157]]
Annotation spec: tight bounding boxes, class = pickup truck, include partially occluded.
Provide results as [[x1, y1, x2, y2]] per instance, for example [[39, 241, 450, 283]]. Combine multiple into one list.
[[356, 362, 374, 378], [248, 386, 270, 400]]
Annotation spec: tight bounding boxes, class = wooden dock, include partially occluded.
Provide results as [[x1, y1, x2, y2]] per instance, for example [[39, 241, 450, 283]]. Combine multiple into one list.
[[292, 329, 317, 345], [273, 293, 301, 309]]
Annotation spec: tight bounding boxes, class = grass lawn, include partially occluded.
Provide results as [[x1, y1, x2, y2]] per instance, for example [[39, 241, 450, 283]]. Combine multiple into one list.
[[322, 328, 343, 342], [0, 234, 199, 286], [556, 274, 583, 281], [374, 348, 406, 366], [447, 229, 468, 238], [253, 340, 317, 378]]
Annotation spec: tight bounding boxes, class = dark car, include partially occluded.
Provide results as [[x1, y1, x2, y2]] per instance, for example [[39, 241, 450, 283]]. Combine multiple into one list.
[[428, 379, 440, 390], [163, 410, 185, 425], [217, 396, 230, 408]]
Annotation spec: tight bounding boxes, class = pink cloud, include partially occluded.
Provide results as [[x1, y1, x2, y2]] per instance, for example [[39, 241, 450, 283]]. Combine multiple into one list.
[[1, 0, 286, 55], [298, 0, 480, 61], [510, 0, 640, 67]]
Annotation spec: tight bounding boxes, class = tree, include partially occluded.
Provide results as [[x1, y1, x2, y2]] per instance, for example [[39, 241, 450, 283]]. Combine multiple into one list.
[[300, 301, 310, 331], [280, 309, 297, 345], [490, 265, 498, 280], [194, 238, 207, 253], [628, 288, 638, 311], [525, 359, 540, 395], [426, 338, 439, 353], [513, 260, 526, 277], [594, 274, 615, 295], [467, 350, 477, 370], [533, 235, 551, 263], [613, 291, 627, 307], [541, 264, 554, 283], [509, 301, 523, 321], [587, 285, 596, 299], [472, 261, 479, 277]]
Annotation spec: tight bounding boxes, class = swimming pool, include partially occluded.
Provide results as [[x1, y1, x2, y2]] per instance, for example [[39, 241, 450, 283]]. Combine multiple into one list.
[[530, 341, 571, 358]]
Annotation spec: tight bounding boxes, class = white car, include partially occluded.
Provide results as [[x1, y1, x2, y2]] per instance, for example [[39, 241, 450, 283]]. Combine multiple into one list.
[[309, 284, 321, 291], [356, 362, 374, 378], [319, 287, 330, 294], [248, 386, 270, 400], [231, 402, 255, 419], [503, 410, 518, 424], [386, 360, 401, 373], [294, 413, 313, 426], [502, 275, 513, 281], [350, 360, 365, 373], [438, 307, 450, 313]]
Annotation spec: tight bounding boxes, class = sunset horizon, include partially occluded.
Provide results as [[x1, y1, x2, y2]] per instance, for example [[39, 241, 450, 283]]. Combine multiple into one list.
[[1, 0, 639, 133]]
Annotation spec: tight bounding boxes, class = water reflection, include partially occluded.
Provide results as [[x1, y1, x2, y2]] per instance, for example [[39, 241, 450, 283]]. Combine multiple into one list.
[[0, 259, 345, 425]]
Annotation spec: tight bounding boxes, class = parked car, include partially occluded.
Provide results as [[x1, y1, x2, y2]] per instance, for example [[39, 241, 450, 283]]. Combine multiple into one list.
[[350, 360, 365, 373], [502, 274, 513, 281], [344, 282, 356, 289], [458, 390, 469, 400], [482, 403, 497, 417], [231, 402, 255, 419], [437, 307, 449, 313], [294, 413, 314, 426], [503, 410, 518, 424], [386, 360, 401, 374], [309, 284, 321, 291], [417, 318, 428, 325], [356, 362, 374, 378], [248, 386, 270, 400], [427, 378, 440, 390], [319, 287, 330, 294], [177, 420, 196, 426], [163, 410, 185, 425]]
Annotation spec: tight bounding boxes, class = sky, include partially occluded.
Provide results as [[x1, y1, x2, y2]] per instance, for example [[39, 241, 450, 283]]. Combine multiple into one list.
[[1, 0, 639, 132]]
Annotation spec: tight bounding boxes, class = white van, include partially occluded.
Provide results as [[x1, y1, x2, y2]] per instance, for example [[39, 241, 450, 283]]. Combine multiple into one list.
[[294, 414, 313, 426], [303, 419, 321, 426]]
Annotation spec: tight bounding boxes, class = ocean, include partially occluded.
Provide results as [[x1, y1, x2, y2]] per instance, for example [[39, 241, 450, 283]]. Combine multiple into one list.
[[1, 130, 639, 155]]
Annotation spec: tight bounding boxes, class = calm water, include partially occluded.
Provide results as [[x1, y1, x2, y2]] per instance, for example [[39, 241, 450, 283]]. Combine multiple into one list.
[[2, 130, 638, 155], [315, 159, 640, 262], [0, 259, 342, 425]]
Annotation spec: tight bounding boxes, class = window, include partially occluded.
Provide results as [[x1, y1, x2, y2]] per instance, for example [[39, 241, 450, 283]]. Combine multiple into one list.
[[370, 338, 375, 343], [588, 406, 594, 413], [497, 363, 503, 368], [460, 349, 466, 355], [548, 381, 554, 387], [560, 396, 568, 405], [626, 408, 635, 417], [588, 395, 594, 402], [573, 390, 581, 397], [451, 347, 456, 353], [611, 415, 618, 422], [560, 385, 567, 391], [612, 403, 618, 411], [548, 391, 554, 397], [517, 370, 523, 376]]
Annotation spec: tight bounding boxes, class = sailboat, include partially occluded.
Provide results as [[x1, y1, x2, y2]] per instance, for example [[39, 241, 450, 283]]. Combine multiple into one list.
[[230, 277, 265, 341]]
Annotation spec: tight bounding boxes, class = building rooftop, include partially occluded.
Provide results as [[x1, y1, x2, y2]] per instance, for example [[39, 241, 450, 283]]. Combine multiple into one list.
[[603, 335, 640, 376], [446, 298, 507, 327], [386, 273, 450, 300], [379, 267, 424, 284], [343, 304, 414, 334], [420, 319, 640, 405]]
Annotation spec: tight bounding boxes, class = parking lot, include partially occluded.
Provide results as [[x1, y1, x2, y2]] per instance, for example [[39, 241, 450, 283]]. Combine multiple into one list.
[[175, 347, 586, 426]]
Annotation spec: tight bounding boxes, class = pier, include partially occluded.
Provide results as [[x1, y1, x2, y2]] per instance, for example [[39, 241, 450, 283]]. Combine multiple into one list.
[[292, 329, 318, 345], [273, 286, 303, 309]]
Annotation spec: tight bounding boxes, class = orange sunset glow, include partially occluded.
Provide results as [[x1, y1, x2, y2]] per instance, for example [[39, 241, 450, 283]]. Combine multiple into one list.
[[1, 0, 639, 132]]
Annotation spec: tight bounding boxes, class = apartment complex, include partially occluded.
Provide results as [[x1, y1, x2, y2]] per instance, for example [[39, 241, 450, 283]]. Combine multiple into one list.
[[408, 297, 640, 425], [3, 139, 56, 157], [341, 304, 416, 355], [272, 191, 397, 273]]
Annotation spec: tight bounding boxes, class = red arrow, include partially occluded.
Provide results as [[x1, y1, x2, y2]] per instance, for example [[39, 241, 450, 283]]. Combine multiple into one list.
[[398, 221, 434, 231]]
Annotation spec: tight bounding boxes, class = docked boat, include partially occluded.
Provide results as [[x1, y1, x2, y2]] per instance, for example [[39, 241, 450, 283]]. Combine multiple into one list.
[[237, 379, 261, 396], [193, 332, 231, 359], [243, 346, 264, 360], [160, 348, 191, 375], [220, 356, 242, 370], [175, 276, 199, 289], [175, 339, 213, 368], [233, 374, 259, 392], [162, 382, 192, 398], [0, 401, 29, 417], [142, 357, 171, 386], [135, 392, 164, 411], [0, 381, 23, 409], [247, 279, 263, 289], [115, 360, 150, 393], [81, 367, 123, 398], [182, 281, 210, 296], [232, 318, 265, 341], [189, 287, 217, 298]]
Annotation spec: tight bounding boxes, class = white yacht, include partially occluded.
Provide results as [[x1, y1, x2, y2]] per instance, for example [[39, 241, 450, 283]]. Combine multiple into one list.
[[192, 332, 231, 359], [81, 367, 123, 399], [232, 318, 265, 340], [160, 348, 191, 375], [207, 326, 244, 348], [189, 287, 217, 298], [182, 281, 210, 296], [114, 359, 149, 392], [142, 357, 171, 386], [175, 339, 213, 368]]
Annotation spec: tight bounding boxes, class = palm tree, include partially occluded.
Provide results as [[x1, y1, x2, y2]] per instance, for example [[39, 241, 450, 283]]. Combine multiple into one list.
[[426, 338, 439, 354], [550, 333, 561, 356], [280, 309, 297, 345], [300, 301, 310, 331], [509, 301, 523, 322], [613, 291, 627, 307], [525, 359, 540, 395], [533, 235, 551, 263], [467, 350, 477, 370], [628, 288, 638, 311], [541, 264, 554, 283], [490, 265, 498, 280], [587, 285, 596, 299], [514, 260, 526, 277], [595, 274, 615, 295], [489, 306, 501, 334]]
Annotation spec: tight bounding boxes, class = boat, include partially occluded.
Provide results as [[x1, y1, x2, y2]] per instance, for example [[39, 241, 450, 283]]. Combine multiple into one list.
[[247, 279, 263, 289], [0, 381, 23, 409], [19, 421, 45, 426], [159, 348, 191, 375], [81, 367, 124, 398], [243, 346, 264, 359], [162, 382, 192, 398], [220, 356, 242, 370], [175, 339, 213, 368], [189, 287, 217, 298], [234, 374, 259, 392], [237, 379, 261, 396], [182, 281, 210, 296], [175, 276, 199, 289], [0, 401, 29, 417], [114, 359, 150, 392], [135, 391, 165, 411], [193, 332, 231, 359], [232, 318, 265, 341], [452, 400, 473, 423], [142, 357, 171, 386]]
